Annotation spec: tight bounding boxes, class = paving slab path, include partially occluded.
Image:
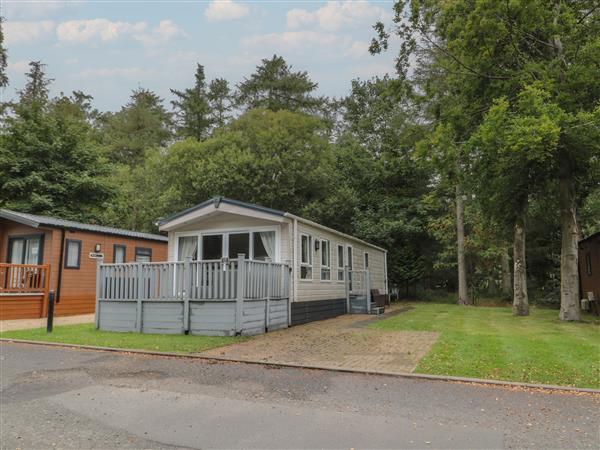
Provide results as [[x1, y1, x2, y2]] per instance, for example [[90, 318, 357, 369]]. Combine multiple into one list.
[[200, 306, 439, 374], [0, 313, 94, 332], [1, 342, 598, 449]]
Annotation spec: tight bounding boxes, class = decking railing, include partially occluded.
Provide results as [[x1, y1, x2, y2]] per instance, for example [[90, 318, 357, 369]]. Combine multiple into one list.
[[0, 263, 51, 295], [96, 255, 291, 336]]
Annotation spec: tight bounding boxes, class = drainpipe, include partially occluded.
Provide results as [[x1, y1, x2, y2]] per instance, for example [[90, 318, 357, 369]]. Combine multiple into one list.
[[384, 250, 388, 295], [56, 228, 66, 304], [292, 217, 298, 304]]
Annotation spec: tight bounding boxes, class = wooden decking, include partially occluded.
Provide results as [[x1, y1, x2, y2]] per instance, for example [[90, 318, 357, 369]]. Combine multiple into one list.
[[0, 263, 51, 320]]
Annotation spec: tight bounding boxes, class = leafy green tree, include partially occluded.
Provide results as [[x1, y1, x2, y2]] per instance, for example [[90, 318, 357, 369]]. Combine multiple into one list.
[[237, 55, 323, 113], [373, 0, 600, 318], [99, 88, 172, 166], [113, 109, 334, 231], [171, 64, 212, 140], [0, 17, 7, 89], [0, 63, 113, 221], [322, 77, 432, 293]]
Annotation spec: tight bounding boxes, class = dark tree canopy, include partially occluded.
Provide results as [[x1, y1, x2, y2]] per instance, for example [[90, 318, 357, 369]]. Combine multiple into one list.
[[99, 88, 172, 166], [171, 64, 212, 140], [237, 55, 323, 113], [0, 17, 7, 89]]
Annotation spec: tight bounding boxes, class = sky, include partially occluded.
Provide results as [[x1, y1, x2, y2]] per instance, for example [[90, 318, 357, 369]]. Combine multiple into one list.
[[1, 0, 399, 112]]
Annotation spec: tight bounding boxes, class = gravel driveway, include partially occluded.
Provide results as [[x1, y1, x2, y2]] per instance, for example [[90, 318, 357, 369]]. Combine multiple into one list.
[[201, 306, 438, 373]]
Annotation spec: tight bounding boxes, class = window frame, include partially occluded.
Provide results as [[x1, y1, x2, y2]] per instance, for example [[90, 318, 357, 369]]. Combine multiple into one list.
[[337, 244, 345, 282], [7, 234, 44, 265], [300, 233, 313, 280], [64, 239, 82, 269], [113, 244, 126, 263], [320, 239, 331, 281], [135, 247, 152, 263], [585, 252, 592, 276], [173, 226, 280, 262]]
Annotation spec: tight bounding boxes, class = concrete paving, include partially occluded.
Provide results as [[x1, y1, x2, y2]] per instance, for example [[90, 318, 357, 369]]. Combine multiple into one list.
[[1, 342, 598, 449], [0, 313, 94, 332]]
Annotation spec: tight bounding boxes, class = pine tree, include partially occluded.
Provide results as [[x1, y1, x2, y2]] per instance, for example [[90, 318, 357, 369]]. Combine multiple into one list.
[[237, 55, 323, 113], [171, 64, 211, 140], [0, 17, 8, 89], [207, 78, 233, 130]]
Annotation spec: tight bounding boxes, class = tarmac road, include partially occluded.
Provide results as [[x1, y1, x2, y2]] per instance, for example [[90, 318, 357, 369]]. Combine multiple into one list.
[[1, 342, 598, 449]]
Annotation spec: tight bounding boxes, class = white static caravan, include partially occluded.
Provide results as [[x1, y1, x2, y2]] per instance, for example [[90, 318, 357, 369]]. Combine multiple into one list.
[[159, 197, 388, 325]]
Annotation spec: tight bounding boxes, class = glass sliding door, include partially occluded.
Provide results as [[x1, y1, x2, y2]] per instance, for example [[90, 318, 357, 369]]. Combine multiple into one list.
[[178, 236, 198, 260], [228, 233, 250, 259], [202, 234, 223, 261], [253, 231, 275, 261]]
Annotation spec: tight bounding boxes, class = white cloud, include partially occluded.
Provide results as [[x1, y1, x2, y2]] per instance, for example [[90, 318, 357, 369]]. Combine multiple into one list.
[[204, 0, 249, 22], [76, 67, 155, 79], [242, 31, 368, 59], [133, 20, 186, 48], [7, 60, 31, 74], [287, 1, 390, 32], [56, 19, 147, 43], [55, 18, 184, 48], [243, 30, 347, 54], [3, 20, 55, 44]]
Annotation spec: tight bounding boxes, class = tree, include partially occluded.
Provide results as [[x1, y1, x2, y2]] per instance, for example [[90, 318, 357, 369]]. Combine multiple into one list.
[[372, 1, 600, 317], [113, 109, 335, 232], [0, 17, 8, 89], [0, 64, 113, 221], [99, 88, 172, 166], [207, 78, 233, 130], [171, 64, 212, 140], [237, 55, 323, 113]]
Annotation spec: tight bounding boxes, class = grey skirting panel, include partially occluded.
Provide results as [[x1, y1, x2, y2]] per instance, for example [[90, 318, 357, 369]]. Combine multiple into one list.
[[290, 298, 347, 326], [98, 298, 289, 336]]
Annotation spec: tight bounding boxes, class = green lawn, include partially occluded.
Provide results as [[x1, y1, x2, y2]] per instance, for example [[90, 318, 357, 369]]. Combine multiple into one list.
[[371, 303, 600, 389], [0, 324, 245, 353]]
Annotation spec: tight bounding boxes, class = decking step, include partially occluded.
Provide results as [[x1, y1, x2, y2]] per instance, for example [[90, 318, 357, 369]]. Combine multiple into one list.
[[370, 306, 385, 315]]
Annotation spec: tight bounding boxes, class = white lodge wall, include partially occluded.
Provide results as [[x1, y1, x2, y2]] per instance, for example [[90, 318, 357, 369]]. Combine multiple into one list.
[[164, 209, 387, 304], [167, 214, 292, 262], [293, 221, 386, 302]]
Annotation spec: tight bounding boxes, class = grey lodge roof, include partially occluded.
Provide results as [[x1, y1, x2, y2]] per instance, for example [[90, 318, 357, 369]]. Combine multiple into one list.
[[0, 209, 168, 242]]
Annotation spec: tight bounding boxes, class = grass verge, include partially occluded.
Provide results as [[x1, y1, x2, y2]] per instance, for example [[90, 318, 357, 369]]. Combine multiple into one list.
[[371, 303, 600, 389], [0, 324, 245, 353]]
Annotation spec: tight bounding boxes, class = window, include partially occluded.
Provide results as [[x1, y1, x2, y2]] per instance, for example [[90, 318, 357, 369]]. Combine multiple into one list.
[[228, 233, 250, 259], [364, 252, 369, 269], [347, 246, 353, 269], [253, 231, 276, 261], [178, 236, 198, 261], [8, 235, 43, 264], [65, 239, 81, 269], [202, 235, 223, 260], [300, 234, 312, 279], [337, 244, 345, 281], [113, 244, 126, 263], [586, 252, 593, 276], [135, 247, 152, 263], [320, 239, 331, 281]]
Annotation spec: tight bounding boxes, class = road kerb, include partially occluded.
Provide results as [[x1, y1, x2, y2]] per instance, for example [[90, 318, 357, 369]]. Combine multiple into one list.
[[1, 337, 598, 395]]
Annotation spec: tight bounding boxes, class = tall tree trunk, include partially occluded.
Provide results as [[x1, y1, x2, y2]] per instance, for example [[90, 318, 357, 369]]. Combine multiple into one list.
[[513, 211, 529, 316], [501, 248, 512, 297], [456, 184, 471, 305], [559, 174, 581, 321]]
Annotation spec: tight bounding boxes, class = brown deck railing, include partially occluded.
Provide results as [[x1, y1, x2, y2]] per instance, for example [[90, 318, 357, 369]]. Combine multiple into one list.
[[0, 263, 51, 295]]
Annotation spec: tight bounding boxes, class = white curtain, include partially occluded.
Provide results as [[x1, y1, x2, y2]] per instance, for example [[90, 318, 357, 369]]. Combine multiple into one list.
[[178, 236, 198, 261], [259, 231, 276, 260]]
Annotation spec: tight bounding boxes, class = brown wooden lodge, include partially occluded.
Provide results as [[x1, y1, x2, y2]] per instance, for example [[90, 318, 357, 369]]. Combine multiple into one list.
[[0, 210, 167, 320]]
